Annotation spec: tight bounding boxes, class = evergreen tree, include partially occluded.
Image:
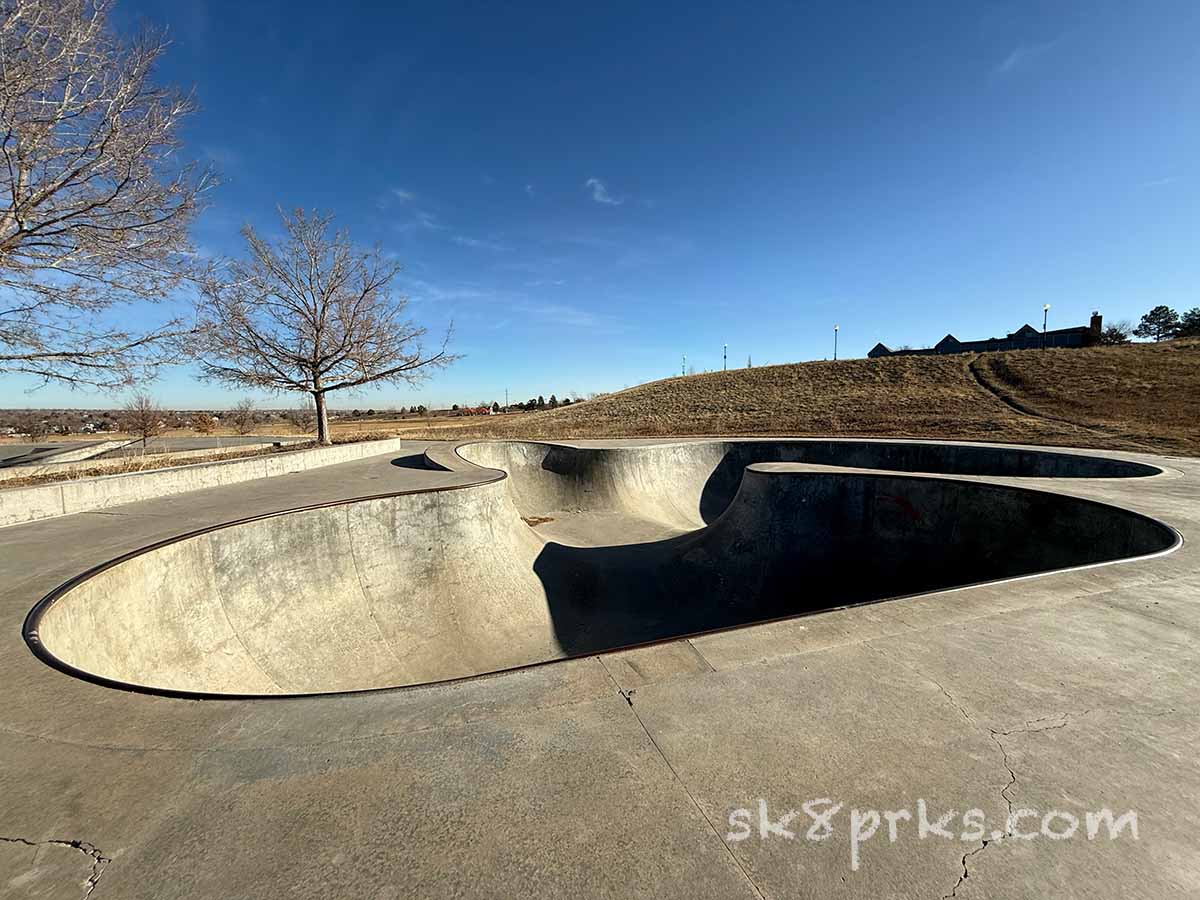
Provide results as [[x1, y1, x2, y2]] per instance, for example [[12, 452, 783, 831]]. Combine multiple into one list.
[[1134, 306, 1181, 341], [1176, 308, 1200, 338]]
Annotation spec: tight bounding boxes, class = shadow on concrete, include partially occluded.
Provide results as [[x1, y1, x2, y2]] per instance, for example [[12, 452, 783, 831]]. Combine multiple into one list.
[[696, 441, 1161, 524], [389, 454, 432, 470]]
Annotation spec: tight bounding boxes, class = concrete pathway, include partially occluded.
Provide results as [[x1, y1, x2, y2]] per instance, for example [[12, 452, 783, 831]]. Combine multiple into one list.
[[1, 439, 1197, 899]]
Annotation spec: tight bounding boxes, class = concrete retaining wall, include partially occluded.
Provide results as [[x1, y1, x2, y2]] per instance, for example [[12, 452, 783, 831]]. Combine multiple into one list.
[[0, 441, 296, 484], [0, 437, 415, 528]]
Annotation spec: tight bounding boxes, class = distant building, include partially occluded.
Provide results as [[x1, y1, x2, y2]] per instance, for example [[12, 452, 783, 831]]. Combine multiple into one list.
[[868, 312, 1103, 359]]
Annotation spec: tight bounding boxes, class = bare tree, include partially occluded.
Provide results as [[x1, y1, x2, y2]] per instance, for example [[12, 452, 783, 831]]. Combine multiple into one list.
[[191, 411, 214, 435], [1098, 320, 1133, 346], [120, 391, 163, 448], [0, 0, 212, 389], [193, 208, 457, 444], [15, 409, 47, 440], [227, 397, 257, 435], [285, 403, 315, 435]]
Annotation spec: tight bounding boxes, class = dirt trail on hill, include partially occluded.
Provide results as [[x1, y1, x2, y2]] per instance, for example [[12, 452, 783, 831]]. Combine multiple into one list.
[[403, 340, 1200, 456]]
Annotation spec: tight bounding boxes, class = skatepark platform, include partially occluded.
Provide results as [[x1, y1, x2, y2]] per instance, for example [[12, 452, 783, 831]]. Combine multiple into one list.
[[3, 437, 1198, 899], [24, 440, 1178, 696]]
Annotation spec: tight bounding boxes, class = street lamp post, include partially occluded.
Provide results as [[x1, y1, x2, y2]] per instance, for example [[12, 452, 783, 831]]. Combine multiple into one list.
[[1042, 304, 1051, 350], [723, 343, 727, 371], [834, 324, 839, 361], [682, 354, 686, 377]]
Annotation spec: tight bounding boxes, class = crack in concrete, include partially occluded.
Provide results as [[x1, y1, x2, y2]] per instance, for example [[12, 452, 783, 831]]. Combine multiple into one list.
[[987, 731, 1018, 819], [942, 838, 990, 899], [0, 835, 110, 898], [596, 657, 766, 900], [861, 646, 1082, 900], [882, 659, 1020, 892], [948, 699, 1085, 900], [992, 711, 1086, 736]]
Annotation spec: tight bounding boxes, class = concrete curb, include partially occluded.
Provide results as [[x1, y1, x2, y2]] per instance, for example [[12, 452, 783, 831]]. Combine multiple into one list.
[[422, 443, 475, 472], [0, 437, 416, 528]]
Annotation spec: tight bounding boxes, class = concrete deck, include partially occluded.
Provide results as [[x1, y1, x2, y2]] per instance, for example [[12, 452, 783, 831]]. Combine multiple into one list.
[[1, 438, 1198, 898]]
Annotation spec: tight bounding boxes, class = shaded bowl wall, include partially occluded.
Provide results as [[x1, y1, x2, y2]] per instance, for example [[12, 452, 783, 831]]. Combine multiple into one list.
[[456, 439, 1162, 529]]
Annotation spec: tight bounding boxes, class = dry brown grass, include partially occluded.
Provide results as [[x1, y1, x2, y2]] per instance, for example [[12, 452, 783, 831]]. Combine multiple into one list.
[[398, 341, 1200, 456], [970, 339, 1200, 455]]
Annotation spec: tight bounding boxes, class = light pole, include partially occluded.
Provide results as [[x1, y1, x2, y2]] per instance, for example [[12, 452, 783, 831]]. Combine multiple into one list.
[[723, 343, 727, 371], [1042, 304, 1051, 350], [834, 324, 839, 361], [682, 354, 686, 377]]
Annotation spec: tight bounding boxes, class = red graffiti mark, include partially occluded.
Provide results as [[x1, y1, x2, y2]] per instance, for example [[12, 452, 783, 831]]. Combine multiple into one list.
[[879, 493, 922, 523]]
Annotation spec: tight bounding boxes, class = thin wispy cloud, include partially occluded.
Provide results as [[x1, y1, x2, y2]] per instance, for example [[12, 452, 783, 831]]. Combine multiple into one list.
[[515, 301, 622, 331], [993, 38, 1060, 77], [585, 177, 624, 205], [401, 278, 489, 304], [376, 187, 416, 210], [394, 209, 447, 232], [452, 234, 510, 252], [1141, 176, 1179, 189]]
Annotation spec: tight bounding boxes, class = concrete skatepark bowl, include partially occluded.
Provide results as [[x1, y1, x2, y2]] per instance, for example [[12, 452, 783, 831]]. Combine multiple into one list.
[[23, 439, 1178, 698]]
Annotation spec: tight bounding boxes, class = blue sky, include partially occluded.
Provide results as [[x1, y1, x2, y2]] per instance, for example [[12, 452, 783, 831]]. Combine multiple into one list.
[[9, 0, 1200, 409]]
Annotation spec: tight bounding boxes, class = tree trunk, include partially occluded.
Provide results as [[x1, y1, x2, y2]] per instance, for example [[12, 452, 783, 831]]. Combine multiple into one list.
[[314, 391, 331, 446]]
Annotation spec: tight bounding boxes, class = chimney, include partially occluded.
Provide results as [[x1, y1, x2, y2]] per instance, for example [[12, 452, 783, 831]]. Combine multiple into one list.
[[1090, 311, 1102, 339]]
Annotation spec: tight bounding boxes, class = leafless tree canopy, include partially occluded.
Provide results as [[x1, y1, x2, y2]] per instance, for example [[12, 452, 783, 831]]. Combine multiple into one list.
[[119, 390, 162, 447], [193, 208, 457, 444], [191, 411, 214, 435], [0, 0, 211, 389], [14, 408, 46, 439], [285, 403, 315, 434], [227, 397, 257, 435]]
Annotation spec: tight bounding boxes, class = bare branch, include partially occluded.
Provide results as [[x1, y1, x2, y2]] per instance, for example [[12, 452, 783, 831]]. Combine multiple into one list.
[[0, 0, 213, 389]]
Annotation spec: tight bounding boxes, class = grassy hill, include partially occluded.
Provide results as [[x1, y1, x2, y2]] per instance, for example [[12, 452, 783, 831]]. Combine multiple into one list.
[[416, 339, 1200, 456]]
